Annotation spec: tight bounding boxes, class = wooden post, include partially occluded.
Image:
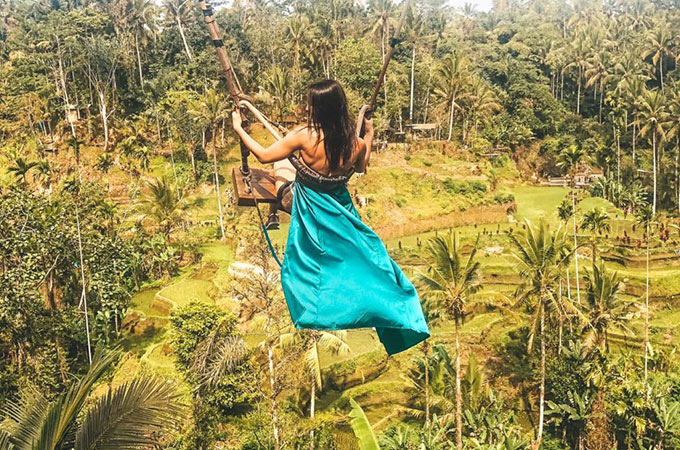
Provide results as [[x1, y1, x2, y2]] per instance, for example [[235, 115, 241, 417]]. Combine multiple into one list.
[[199, 1, 252, 187]]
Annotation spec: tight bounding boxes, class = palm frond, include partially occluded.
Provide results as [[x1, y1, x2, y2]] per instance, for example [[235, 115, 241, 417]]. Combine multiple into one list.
[[2, 387, 49, 449], [348, 399, 380, 450], [75, 377, 183, 450], [13, 349, 120, 450], [200, 336, 249, 388]]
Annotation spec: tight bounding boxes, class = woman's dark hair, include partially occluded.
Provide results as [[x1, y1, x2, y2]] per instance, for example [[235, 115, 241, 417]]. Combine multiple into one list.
[[306, 79, 356, 173]]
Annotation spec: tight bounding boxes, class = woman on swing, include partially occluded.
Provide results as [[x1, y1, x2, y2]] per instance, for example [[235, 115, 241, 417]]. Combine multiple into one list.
[[232, 79, 429, 355]]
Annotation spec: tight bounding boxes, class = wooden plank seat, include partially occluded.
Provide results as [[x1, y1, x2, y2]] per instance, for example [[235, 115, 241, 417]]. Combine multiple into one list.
[[232, 166, 277, 206]]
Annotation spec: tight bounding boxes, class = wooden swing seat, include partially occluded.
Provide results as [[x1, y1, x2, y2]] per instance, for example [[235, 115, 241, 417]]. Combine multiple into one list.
[[231, 166, 277, 206]]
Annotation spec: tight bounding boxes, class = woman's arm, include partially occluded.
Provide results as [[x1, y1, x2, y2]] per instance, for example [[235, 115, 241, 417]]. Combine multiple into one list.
[[232, 111, 304, 163], [355, 117, 374, 173]]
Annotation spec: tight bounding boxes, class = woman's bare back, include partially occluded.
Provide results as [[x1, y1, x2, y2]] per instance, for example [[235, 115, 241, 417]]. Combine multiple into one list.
[[295, 127, 367, 176]]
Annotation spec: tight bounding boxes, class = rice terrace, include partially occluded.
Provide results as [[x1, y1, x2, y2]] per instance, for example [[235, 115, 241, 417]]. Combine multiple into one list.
[[1, 0, 680, 449]]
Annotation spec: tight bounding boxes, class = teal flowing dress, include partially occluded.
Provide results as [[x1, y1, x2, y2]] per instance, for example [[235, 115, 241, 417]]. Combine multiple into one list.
[[281, 180, 430, 355]]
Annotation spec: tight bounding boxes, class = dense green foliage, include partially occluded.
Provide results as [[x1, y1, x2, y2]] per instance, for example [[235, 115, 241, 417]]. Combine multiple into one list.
[[2, 0, 680, 449]]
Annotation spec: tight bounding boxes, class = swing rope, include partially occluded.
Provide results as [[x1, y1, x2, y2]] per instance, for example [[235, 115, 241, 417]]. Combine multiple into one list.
[[254, 198, 283, 268], [198, 0, 412, 266]]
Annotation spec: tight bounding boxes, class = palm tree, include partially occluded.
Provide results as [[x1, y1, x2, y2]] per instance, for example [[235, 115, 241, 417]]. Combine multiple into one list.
[[621, 181, 648, 215], [585, 48, 614, 122], [418, 230, 482, 450], [190, 88, 228, 240], [563, 34, 589, 115], [635, 88, 670, 214], [419, 298, 443, 424], [644, 25, 672, 90], [405, 7, 425, 123], [583, 261, 632, 352], [667, 82, 680, 212], [467, 79, 500, 146], [635, 205, 653, 388], [581, 207, 611, 263], [435, 53, 470, 141], [127, 0, 156, 86], [261, 66, 292, 121], [620, 76, 646, 162], [7, 157, 37, 186], [557, 145, 585, 304], [95, 152, 114, 192], [509, 220, 573, 449], [35, 159, 53, 197], [279, 330, 349, 450], [557, 197, 575, 304], [368, 0, 395, 103], [164, 0, 193, 61], [285, 16, 308, 94], [0, 349, 182, 450], [141, 176, 186, 236]]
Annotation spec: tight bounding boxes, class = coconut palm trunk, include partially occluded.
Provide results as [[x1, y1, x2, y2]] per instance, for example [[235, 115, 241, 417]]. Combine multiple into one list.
[[572, 191, 581, 304], [176, 14, 193, 61], [409, 46, 415, 122], [455, 314, 463, 450], [423, 340, 430, 424], [211, 125, 226, 240], [135, 32, 144, 86], [653, 133, 657, 214], [576, 67, 582, 114], [75, 202, 93, 364], [537, 302, 546, 449], [267, 338, 281, 450], [448, 94, 456, 141], [309, 353, 317, 450], [644, 221, 649, 389]]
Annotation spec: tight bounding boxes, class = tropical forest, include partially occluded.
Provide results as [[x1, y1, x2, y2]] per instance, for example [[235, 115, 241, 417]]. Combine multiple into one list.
[[1, 0, 680, 448]]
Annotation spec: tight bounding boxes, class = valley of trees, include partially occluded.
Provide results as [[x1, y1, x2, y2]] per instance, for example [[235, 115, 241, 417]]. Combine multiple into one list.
[[2, 0, 680, 449]]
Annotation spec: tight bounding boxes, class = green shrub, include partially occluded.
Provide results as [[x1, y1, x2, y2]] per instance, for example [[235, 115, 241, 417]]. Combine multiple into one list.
[[493, 192, 515, 204], [169, 301, 257, 416], [491, 154, 511, 168], [169, 301, 230, 369], [442, 178, 488, 196]]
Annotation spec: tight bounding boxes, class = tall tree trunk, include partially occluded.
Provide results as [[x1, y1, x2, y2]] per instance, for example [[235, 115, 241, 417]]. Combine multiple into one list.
[[176, 15, 193, 61], [455, 316, 462, 450], [424, 64, 433, 123], [266, 338, 281, 450], [189, 144, 197, 181], [310, 352, 316, 450], [135, 32, 144, 86], [653, 133, 657, 215], [212, 126, 226, 240], [576, 68, 582, 114], [409, 46, 415, 122], [448, 94, 456, 142], [98, 90, 109, 152], [423, 340, 430, 424], [644, 222, 650, 391], [75, 202, 93, 364], [676, 136, 679, 213], [632, 117, 637, 162], [572, 191, 581, 304], [536, 303, 546, 449], [566, 266, 571, 302], [616, 124, 621, 206]]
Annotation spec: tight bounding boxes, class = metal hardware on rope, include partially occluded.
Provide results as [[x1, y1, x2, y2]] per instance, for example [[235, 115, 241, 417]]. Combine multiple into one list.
[[199, 0, 254, 193]]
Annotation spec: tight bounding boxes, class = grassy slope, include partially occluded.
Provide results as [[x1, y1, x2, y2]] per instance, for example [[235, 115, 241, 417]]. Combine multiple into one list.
[[116, 140, 680, 433]]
